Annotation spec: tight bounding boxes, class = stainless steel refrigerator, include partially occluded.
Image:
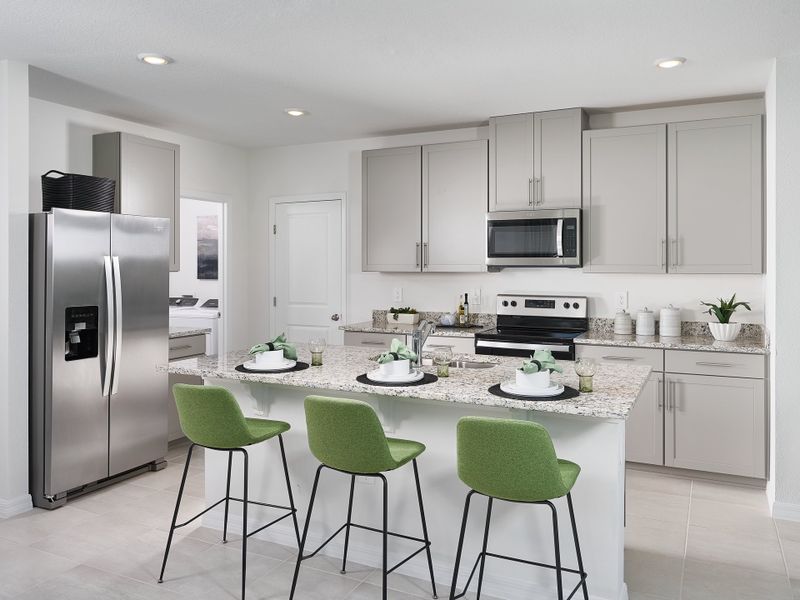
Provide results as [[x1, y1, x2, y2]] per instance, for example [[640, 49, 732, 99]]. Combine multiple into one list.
[[30, 208, 169, 509]]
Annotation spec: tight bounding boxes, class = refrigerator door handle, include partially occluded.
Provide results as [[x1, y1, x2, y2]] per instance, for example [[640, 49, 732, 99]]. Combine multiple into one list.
[[102, 256, 114, 396], [111, 256, 123, 395]]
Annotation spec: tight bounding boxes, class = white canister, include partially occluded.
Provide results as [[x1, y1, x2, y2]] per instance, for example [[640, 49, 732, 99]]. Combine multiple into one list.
[[659, 305, 682, 337], [636, 307, 656, 336], [614, 310, 633, 335]]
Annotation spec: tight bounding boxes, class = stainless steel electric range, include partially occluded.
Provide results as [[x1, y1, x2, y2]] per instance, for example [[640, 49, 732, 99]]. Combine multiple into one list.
[[474, 294, 588, 360]]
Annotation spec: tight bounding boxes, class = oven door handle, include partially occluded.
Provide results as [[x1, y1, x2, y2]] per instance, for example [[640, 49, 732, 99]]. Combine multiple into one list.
[[476, 340, 571, 352], [556, 218, 564, 257]]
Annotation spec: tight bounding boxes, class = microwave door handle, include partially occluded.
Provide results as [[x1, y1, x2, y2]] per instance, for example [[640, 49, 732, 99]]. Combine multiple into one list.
[[556, 218, 564, 257], [102, 256, 114, 396], [111, 256, 123, 395]]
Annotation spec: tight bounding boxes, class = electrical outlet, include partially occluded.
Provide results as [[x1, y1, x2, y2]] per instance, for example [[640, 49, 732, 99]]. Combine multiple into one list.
[[615, 291, 628, 311], [471, 288, 482, 306], [392, 287, 403, 303]]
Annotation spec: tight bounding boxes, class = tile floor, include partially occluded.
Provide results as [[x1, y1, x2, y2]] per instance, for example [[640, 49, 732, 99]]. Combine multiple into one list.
[[1, 442, 798, 599]]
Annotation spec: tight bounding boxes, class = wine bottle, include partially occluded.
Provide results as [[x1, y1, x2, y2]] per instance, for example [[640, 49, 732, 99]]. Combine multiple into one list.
[[457, 295, 465, 327], [463, 293, 470, 326]]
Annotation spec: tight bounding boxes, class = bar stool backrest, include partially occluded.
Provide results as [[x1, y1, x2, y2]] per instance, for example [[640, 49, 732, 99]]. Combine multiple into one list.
[[304, 395, 397, 474], [173, 384, 254, 449], [457, 416, 569, 502]]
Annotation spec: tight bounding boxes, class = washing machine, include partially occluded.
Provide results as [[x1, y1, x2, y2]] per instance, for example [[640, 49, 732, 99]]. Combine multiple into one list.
[[169, 296, 222, 355]]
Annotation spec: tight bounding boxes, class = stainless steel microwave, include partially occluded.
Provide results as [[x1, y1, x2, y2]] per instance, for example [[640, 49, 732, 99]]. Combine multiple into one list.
[[486, 208, 582, 268]]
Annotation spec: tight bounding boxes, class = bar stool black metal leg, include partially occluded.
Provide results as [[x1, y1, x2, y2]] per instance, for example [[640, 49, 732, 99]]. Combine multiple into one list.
[[340, 474, 356, 574], [278, 434, 301, 547], [567, 492, 589, 600], [240, 449, 249, 600], [223, 450, 233, 543], [289, 465, 324, 600], [548, 501, 564, 600], [158, 444, 195, 583], [448, 490, 474, 600], [412, 460, 438, 599], [475, 496, 493, 600], [378, 474, 389, 600]]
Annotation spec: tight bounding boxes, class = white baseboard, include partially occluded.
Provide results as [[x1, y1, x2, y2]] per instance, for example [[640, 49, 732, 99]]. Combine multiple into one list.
[[0, 494, 33, 519], [773, 501, 800, 522], [204, 512, 620, 600]]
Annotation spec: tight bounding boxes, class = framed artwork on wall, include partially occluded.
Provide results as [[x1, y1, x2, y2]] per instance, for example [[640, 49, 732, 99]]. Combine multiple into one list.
[[197, 215, 219, 280]]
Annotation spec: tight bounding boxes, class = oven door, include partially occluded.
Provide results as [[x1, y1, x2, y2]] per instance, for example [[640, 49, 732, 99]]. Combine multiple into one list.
[[474, 337, 575, 360], [486, 209, 581, 267]]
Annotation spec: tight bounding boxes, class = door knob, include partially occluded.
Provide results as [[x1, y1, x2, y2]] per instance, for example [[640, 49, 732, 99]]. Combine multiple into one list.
[[331, 314, 340, 321]]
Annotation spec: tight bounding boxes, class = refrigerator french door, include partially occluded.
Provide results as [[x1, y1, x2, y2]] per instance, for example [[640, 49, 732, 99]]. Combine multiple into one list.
[[30, 208, 169, 508]]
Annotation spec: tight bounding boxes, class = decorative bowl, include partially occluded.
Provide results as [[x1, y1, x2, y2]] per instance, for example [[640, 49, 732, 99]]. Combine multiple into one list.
[[515, 369, 551, 389]]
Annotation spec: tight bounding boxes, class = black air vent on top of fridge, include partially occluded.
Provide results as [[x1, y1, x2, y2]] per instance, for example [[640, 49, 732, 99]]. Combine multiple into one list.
[[41, 170, 116, 213]]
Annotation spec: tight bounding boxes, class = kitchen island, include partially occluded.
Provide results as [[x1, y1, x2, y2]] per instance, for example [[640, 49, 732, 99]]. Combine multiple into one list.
[[167, 345, 650, 600]]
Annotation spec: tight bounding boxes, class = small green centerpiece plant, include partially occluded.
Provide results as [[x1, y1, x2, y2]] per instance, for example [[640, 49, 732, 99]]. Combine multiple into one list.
[[516, 350, 562, 389], [389, 306, 419, 324], [700, 293, 751, 342]]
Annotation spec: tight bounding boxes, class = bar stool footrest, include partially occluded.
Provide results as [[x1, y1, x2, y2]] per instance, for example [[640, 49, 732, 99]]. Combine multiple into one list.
[[174, 495, 297, 538]]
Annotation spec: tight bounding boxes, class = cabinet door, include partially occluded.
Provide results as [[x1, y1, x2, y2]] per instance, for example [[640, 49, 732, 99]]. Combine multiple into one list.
[[668, 116, 763, 273], [343, 331, 399, 348], [665, 373, 766, 478], [533, 109, 584, 209], [362, 147, 422, 272], [583, 125, 667, 273], [422, 140, 488, 272], [489, 113, 534, 211], [626, 372, 664, 465]]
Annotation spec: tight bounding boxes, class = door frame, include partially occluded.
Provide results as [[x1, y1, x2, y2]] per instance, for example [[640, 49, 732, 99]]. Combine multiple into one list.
[[180, 189, 229, 354], [268, 193, 348, 343]]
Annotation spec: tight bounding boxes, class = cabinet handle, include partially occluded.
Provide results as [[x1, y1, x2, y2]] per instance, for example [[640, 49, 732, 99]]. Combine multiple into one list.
[[657, 378, 664, 409], [415, 242, 421, 268], [170, 344, 192, 351], [671, 238, 680, 267], [661, 239, 666, 267], [668, 380, 676, 411], [360, 340, 385, 346], [528, 178, 534, 206], [695, 361, 736, 368], [423, 242, 429, 267], [536, 177, 543, 206], [601, 355, 636, 361]]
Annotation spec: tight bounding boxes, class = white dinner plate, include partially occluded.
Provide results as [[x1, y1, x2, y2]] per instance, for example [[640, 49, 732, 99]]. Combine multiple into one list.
[[366, 369, 424, 384], [241, 359, 297, 373], [500, 381, 565, 398]]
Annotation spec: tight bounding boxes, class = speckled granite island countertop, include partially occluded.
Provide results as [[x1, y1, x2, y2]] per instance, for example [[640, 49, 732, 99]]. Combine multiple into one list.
[[169, 326, 211, 339], [575, 330, 768, 355], [166, 344, 651, 420]]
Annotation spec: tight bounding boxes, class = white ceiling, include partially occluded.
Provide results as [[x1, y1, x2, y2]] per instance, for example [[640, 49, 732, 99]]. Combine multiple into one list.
[[3, 0, 800, 148]]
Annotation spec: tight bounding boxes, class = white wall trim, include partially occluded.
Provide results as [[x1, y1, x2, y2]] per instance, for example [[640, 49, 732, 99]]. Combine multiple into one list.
[[773, 501, 800, 522], [267, 193, 348, 343], [0, 493, 33, 519]]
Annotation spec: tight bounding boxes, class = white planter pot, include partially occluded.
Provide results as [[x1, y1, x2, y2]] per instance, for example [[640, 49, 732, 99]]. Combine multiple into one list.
[[708, 322, 742, 342], [254, 349, 285, 367], [390, 313, 420, 325], [516, 369, 551, 389], [379, 359, 410, 376]]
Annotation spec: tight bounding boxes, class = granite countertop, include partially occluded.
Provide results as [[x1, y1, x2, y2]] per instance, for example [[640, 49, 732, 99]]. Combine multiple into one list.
[[575, 330, 768, 355], [341, 321, 490, 338], [165, 344, 651, 420], [169, 326, 211, 339]]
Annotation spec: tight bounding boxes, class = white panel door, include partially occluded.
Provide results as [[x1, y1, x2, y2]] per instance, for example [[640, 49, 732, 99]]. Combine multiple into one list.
[[489, 113, 534, 211], [422, 140, 488, 272], [273, 200, 343, 344], [667, 116, 763, 273], [583, 125, 667, 273]]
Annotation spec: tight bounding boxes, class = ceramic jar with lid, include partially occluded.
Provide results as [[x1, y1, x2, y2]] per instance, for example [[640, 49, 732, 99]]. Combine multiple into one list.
[[636, 307, 656, 336], [659, 305, 682, 337], [614, 310, 633, 335]]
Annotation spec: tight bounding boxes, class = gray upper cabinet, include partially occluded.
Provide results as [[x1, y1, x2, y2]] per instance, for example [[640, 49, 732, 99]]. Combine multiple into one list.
[[93, 132, 181, 271], [362, 146, 422, 272], [583, 125, 667, 273], [489, 109, 584, 212], [422, 140, 488, 272], [667, 116, 763, 274]]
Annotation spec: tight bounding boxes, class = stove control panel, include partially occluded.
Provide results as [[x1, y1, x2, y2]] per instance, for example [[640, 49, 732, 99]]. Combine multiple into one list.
[[496, 294, 587, 319]]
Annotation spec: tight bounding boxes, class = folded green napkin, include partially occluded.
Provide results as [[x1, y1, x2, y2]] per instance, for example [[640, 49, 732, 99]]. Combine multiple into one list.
[[377, 338, 418, 364], [520, 350, 563, 374], [249, 333, 298, 361]]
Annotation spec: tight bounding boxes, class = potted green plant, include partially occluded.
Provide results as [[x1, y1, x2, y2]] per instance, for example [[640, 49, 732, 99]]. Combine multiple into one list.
[[701, 294, 751, 341], [389, 306, 419, 325]]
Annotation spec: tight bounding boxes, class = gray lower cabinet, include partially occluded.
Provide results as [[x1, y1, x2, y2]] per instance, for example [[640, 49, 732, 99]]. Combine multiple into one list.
[[167, 334, 207, 442], [582, 125, 667, 273], [93, 132, 181, 272], [626, 372, 665, 465], [668, 116, 763, 274], [665, 372, 766, 478]]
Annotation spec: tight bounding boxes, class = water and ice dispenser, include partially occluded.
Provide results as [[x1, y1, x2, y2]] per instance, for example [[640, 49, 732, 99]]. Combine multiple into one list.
[[64, 306, 99, 361]]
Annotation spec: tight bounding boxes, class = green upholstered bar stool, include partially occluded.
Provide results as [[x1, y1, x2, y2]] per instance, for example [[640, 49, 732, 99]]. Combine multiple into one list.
[[289, 395, 438, 600], [449, 417, 589, 600], [158, 384, 301, 600]]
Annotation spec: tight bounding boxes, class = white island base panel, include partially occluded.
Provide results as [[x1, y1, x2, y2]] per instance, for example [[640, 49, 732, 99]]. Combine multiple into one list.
[[201, 378, 628, 600]]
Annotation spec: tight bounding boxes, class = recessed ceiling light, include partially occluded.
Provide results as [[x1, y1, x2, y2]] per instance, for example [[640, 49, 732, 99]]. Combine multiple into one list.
[[137, 53, 173, 66], [284, 108, 309, 117], [655, 57, 686, 69]]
